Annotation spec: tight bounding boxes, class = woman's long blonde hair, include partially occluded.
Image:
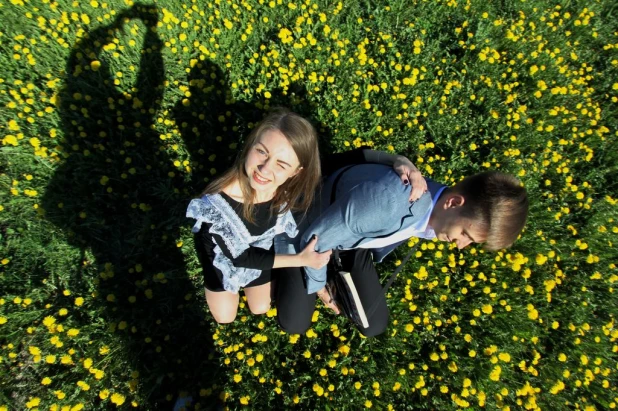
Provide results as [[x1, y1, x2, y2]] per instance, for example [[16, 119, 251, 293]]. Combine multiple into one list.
[[202, 108, 321, 223]]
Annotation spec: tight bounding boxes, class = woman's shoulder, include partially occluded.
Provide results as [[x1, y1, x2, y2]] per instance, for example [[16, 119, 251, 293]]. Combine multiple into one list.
[[187, 193, 246, 235], [187, 193, 234, 220], [190, 192, 221, 207], [189, 193, 237, 214], [221, 181, 245, 203]]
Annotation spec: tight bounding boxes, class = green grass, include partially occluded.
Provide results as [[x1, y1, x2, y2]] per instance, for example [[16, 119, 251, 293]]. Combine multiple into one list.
[[1, 0, 617, 409]]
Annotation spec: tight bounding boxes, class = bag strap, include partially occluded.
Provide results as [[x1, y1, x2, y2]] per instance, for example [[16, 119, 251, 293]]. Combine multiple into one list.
[[328, 164, 421, 321]]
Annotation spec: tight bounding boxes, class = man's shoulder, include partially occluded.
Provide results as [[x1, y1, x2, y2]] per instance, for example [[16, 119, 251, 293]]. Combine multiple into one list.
[[345, 168, 410, 217], [333, 163, 401, 187]]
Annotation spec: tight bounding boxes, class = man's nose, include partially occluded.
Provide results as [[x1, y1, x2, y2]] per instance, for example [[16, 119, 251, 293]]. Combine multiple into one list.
[[456, 238, 472, 249]]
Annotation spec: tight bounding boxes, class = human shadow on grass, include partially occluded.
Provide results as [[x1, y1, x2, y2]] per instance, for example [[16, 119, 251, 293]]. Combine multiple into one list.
[[172, 63, 330, 197], [42, 5, 221, 408], [43, 3, 324, 409], [172, 62, 335, 409]]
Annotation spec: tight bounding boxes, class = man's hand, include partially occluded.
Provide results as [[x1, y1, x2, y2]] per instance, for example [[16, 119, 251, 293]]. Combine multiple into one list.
[[316, 287, 340, 314], [393, 155, 428, 202], [299, 236, 332, 269]]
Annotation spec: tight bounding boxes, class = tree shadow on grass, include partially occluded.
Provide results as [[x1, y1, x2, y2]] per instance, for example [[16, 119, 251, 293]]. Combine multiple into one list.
[[41, 4, 220, 408]]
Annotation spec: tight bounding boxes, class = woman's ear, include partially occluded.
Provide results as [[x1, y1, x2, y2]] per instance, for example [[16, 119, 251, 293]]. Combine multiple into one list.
[[291, 166, 303, 177]]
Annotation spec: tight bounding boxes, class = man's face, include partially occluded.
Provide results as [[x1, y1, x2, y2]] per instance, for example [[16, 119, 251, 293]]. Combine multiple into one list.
[[430, 194, 487, 249]]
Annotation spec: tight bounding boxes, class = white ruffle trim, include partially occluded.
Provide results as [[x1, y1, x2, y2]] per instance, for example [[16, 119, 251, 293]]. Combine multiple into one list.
[[187, 194, 299, 292]]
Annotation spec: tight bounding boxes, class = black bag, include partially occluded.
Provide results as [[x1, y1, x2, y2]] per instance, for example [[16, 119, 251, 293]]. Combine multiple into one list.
[[326, 251, 370, 328], [325, 246, 418, 329]]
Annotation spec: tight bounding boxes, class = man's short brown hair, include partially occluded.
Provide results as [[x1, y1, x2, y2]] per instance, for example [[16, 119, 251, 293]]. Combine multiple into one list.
[[452, 171, 528, 250]]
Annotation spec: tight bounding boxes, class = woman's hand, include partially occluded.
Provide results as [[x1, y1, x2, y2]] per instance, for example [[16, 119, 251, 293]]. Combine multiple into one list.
[[393, 155, 428, 202], [299, 236, 332, 269], [316, 287, 340, 314]]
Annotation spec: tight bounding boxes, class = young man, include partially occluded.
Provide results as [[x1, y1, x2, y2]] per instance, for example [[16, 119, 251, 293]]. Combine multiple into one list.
[[275, 163, 528, 337]]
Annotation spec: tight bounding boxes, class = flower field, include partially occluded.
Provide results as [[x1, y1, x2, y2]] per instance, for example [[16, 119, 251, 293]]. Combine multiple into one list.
[[1, 0, 617, 409]]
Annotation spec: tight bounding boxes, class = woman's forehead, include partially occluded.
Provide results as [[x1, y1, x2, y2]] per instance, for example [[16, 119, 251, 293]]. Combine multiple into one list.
[[257, 130, 299, 164]]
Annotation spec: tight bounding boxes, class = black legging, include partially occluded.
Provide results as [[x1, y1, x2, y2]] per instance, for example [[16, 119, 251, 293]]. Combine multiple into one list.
[[275, 249, 389, 337]]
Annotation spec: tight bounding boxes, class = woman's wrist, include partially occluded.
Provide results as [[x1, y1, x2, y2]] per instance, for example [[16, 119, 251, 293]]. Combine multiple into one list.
[[273, 254, 303, 269], [293, 251, 305, 267]]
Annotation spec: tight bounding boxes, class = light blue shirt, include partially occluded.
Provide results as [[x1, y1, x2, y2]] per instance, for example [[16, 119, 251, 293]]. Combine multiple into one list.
[[275, 164, 446, 294], [359, 185, 446, 248]]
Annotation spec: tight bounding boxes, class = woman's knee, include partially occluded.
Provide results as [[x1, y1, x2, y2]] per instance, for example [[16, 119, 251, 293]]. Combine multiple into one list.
[[211, 309, 238, 324], [206, 295, 239, 324], [248, 299, 271, 315]]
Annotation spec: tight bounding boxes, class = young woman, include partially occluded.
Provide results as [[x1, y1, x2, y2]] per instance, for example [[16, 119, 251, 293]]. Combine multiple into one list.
[[187, 109, 425, 324], [187, 109, 329, 324]]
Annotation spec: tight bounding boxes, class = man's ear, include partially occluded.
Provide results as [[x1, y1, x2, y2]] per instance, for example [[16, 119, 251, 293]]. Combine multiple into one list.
[[444, 193, 465, 209]]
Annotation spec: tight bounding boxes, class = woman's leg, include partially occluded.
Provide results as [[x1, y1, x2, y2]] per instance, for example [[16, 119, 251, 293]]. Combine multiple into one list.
[[274, 267, 316, 334], [205, 289, 239, 324], [244, 282, 272, 315]]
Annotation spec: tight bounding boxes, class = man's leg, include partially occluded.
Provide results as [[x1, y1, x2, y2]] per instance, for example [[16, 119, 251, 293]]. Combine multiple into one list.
[[274, 267, 316, 334], [340, 249, 389, 337]]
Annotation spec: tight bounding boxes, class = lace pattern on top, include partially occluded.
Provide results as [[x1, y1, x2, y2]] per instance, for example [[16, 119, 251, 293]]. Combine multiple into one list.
[[186, 194, 299, 293]]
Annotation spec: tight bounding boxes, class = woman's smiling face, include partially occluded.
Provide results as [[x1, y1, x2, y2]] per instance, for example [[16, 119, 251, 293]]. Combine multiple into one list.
[[244, 128, 301, 201]]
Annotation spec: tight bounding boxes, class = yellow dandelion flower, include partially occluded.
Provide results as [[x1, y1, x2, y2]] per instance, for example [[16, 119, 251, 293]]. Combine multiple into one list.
[[489, 365, 501, 381], [110, 392, 125, 406]]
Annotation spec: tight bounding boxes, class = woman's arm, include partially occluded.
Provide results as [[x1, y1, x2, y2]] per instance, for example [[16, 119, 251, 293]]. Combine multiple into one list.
[[272, 236, 331, 269], [200, 228, 330, 270]]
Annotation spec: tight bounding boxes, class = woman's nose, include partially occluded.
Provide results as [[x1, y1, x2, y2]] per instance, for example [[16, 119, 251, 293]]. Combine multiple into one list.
[[258, 158, 275, 174]]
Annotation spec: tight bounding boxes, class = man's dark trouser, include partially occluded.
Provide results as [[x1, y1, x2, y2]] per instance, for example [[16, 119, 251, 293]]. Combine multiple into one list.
[[275, 249, 389, 337]]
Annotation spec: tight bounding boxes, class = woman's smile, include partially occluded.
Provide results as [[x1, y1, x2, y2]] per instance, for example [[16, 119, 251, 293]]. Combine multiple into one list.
[[252, 171, 271, 185]]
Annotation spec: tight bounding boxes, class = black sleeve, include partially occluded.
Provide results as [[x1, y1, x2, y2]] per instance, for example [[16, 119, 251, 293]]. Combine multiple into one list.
[[196, 224, 276, 270], [321, 147, 370, 177], [320, 146, 395, 177]]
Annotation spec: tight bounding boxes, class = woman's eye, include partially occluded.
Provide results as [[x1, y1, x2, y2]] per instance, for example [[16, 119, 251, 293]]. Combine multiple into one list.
[[256, 148, 266, 155]]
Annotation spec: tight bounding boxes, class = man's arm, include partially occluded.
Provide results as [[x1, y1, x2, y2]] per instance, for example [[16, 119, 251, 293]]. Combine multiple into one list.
[[300, 181, 401, 294], [324, 148, 426, 201]]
